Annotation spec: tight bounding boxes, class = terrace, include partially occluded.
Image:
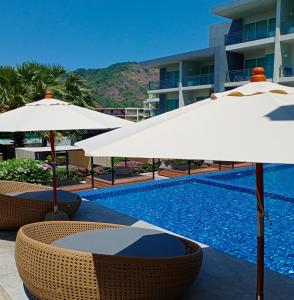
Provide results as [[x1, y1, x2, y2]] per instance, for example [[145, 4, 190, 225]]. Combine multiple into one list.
[[225, 25, 275, 46], [226, 66, 273, 84]]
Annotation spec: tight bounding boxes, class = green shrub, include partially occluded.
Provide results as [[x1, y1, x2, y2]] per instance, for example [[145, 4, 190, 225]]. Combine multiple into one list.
[[0, 159, 51, 184], [56, 167, 87, 182]]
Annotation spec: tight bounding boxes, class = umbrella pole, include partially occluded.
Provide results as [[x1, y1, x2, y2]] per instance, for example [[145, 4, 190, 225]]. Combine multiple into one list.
[[111, 157, 115, 186], [49, 130, 58, 213], [91, 157, 94, 189], [256, 163, 264, 300]]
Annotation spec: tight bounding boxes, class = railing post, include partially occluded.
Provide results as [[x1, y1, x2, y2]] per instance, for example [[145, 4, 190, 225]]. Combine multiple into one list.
[[188, 160, 191, 175]]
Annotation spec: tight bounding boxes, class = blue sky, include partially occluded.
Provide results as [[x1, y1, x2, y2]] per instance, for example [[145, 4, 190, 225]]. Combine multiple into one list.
[[0, 0, 226, 70]]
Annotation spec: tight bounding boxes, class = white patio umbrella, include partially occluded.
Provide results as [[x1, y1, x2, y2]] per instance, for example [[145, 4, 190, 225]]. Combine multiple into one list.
[[0, 91, 131, 213], [76, 68, 294, 300]]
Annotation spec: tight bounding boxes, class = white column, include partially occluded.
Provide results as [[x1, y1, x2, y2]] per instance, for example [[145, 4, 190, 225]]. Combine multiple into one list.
[[179, 60, 185, 107], [273, 0, 282, 83]]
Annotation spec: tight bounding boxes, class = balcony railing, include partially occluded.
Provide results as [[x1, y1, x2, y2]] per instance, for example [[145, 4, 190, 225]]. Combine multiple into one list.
[[183, 74, 214, 87], [226, 67, 273, 83], [225, 29, 275, 46], [281, 20, 294, 35], [148, 79, 179, 90], [280, 65, 294, 77]]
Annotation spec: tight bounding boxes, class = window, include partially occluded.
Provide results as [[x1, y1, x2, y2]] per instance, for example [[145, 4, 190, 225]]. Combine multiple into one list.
[[244, 18, 276, 41], [166, 71, 179, 88], [200, 65, 214, 74], [166, 99, 179, 112], [245, 59, 257, 69], [245, 54, 274, 78], [268, 18, 276, 37], [256, 20, 268, 39], [200, 65, 214, 84], [196, 96, 207, 102], [245, 23, 256, 41]]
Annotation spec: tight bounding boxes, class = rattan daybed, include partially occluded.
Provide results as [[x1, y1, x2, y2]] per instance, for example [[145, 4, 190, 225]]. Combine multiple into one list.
[[0, 180, 81, 229], [15, 221, 203, 300]]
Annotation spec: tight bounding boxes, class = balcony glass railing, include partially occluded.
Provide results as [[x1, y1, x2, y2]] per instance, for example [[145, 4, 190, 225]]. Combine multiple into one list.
[[280, 65, 294, 77], [225, 29, 275, 46], [148, 79, 179, 90], [183, 74, 214, 87], [281, 20, 294, 35], [226, 66, 273, 83], [148, 74, 214, 90]]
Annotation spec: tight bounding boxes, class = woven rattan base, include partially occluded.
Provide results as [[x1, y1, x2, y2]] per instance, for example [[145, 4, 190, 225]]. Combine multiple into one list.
[[16, 221, 203, 300], [0, 180, 81, 229]]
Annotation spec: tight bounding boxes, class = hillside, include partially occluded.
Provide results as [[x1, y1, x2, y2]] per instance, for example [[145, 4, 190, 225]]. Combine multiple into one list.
[[75, 62, 158, 108]]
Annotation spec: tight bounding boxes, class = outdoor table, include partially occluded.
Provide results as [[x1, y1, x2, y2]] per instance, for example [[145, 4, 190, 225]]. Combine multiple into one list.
[[53, 227, 187, 257], [14, 189, 80, 203]]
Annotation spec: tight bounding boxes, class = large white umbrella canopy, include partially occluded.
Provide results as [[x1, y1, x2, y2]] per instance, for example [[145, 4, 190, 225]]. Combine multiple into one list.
[[0, 91, 132, 213], [76, 69, 294, 299], [76, 80, 294, 164], [0, 93, 131, 132]]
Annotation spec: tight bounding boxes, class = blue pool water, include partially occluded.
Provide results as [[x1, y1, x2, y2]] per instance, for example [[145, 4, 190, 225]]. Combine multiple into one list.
[[79, 165, 294, 278], [208, 164, 294, 197]]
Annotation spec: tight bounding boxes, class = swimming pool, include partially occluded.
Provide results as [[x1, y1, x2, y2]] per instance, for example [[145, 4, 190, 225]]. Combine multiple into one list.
[[79, 165, 294, 278], [208, 164, 294, 197]]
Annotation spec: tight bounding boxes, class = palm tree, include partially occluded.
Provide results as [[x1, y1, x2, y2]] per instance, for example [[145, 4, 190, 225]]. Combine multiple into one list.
[[0, 66, 28, 147], [0, 66, 27, 112], [0, 62, 96, 148], [17, 62, 65, 101], [63, 73, 95, 108]]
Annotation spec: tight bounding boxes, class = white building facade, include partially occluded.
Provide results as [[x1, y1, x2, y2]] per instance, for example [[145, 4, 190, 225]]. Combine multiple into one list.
[[143, 0, 294, 113]]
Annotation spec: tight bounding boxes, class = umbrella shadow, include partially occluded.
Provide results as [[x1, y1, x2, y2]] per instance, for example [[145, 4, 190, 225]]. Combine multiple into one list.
[[265, 105, 294, 121], [0, 230, 17, 241]]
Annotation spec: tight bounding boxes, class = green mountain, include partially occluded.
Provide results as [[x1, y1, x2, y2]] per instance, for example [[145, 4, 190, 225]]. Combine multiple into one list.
[[75, 62, 158, 108]]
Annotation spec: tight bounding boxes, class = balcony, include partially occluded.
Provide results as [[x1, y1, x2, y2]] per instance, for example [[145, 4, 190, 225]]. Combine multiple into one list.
[[281, 20, 294, 35], [183, 74, 214, 87], [226, 67, 273, 83], [225, 29, 275, 46], [148, 79, 179, 91]]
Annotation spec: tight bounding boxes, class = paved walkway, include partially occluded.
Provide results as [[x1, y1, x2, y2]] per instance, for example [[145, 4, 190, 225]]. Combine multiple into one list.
[[1, 201, 293, 299]]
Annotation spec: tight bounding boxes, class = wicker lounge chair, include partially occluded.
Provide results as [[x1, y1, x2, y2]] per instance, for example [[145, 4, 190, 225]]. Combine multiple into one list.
[[15, 221, 203, 300], [115, 166, 132, 176], [0, 180, 81, 229]]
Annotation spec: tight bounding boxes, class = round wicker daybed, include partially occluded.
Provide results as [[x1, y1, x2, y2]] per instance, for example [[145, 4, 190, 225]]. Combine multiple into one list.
[[15, 221, 203, 300], [0, 180, 81, 229]]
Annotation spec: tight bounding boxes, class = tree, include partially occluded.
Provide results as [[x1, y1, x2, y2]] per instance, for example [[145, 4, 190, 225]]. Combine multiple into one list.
[[17, 62, 66, 101], [0, 62, 96, 148], [0, 66, 27, 112], [63, 73, 96, 108]]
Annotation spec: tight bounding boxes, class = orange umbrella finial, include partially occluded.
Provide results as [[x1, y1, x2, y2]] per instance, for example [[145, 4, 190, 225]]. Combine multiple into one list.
[[251, 67, 267, 82], [45, 90, 53, 99]]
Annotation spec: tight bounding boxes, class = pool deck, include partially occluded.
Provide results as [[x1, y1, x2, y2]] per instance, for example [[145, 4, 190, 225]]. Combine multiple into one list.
[[159, 163, 254, 178], [0, 200, 293, 300]]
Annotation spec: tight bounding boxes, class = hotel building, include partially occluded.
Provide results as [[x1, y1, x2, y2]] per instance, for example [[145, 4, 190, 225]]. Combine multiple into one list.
[[142, 0, 294, 113]]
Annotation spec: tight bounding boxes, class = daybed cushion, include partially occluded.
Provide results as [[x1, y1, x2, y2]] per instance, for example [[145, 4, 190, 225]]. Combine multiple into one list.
[[52, 227, 187, 258]]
